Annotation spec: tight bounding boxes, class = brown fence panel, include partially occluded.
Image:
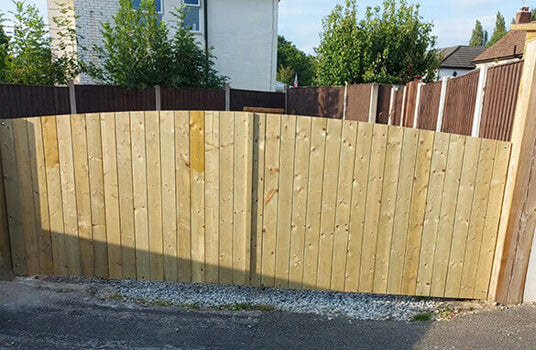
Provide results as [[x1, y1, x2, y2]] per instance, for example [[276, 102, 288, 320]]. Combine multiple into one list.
[[288, 86, 345, 119], [230, 88, 285, 112], [480, 61, 523, 141], [75, 85, 156, 113], [376, 85, 392, 124], [402, 80, 419, 127], [0, 84, 70, 118], [391, 87, 404, 126], [416, 81, 442, 131], [346, 84, 371, 122], [441, 71, 480, 135], [161, 87, 225, 111]]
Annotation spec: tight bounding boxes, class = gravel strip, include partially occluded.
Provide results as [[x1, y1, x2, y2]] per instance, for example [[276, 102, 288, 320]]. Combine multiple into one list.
[[37, 276, 455, 321]]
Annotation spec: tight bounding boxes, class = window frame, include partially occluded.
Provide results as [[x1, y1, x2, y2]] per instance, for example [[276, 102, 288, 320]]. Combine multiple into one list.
[[183, 0, 202, 33]]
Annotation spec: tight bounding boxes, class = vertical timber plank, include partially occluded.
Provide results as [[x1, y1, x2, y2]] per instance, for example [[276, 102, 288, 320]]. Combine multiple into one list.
[[100, 113, 122, 279], [160, 111, 177, 281], [261, 114, 281, 287], [116, 112, 136, 279], [359, 123, 388, 292], [131, 112, 150, 280], [373, 125, 404, 294], [175, 111, 192, 282], [330, 120, 358, 291], [251, 113, 266, 287], [190, 111, 205, 283], [289, 116, 312, 289], [345, 122, 373, 292], [86, 114, 108, 278], [415, 132, 450, 296], [275, 114, 297, 288], [219, 112, 234, 284], [387, 128, 419, 295]]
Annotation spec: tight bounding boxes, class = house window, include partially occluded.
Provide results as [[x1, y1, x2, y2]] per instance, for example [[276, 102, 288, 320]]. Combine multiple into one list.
[[183, 0, 201, 32], [132, 0, 163, 13]]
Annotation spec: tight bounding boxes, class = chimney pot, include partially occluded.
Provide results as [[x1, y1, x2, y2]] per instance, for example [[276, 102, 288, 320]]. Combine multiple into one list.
[[516, 7, 532, 24]]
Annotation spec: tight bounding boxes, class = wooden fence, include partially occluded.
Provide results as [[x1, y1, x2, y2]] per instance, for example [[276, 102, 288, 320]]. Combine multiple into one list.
[[0, 111, 511, 299]]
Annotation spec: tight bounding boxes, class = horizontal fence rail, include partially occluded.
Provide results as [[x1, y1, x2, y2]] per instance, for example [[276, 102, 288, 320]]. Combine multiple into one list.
[[0, 111, 511, 300]]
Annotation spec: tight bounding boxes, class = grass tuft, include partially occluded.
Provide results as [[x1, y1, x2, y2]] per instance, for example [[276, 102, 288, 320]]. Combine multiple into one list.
[[411, 312, 432, 322]]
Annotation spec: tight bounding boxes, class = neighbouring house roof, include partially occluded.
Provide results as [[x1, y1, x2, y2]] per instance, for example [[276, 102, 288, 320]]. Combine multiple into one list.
[[439, 45, 488, 70], [473, 30, 526, 64]]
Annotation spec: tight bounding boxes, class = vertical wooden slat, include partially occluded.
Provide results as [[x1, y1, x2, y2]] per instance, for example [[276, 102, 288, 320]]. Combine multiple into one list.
[[316, 119, 343, 290], [261, 114, 281, 287], [219, 112, 234, 284], [204, 111, 220, 284], [0, 119, 26, 274], [345, 122, 373, 292], [86, 114, 108, 278], [100, 113, 122, 278], [130, 111, 150, 280], [190, 111, 205, 283], [302, 117, 327, 289], [160, 111, 177, 281], [115, 112, 136, 279], [233, 112, 253, 285], [474, 141, 511, 299], [289, 116, 312, 289], [251, 113, 267, 287], [146, 111, 163, 281], [330, 120, 358, 291], [359, 124, 389, 292], [26, 117, 53, 275], [459, 138, 497, 298], [175, 111, 192, 282], [401, 129, 434, 295], [71, 115, 94, 277], [444, 137, 481, 297], [387, 128, 419, 295], [56, 115, 81, 276], [13, 119, 39, 275], [415, 132, 450, 296], [373, 125, 404, 293], [275, 114, 297, 288]]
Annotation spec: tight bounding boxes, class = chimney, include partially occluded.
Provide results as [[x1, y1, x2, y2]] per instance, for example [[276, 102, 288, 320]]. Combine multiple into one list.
[[516, 7, 532, 24]]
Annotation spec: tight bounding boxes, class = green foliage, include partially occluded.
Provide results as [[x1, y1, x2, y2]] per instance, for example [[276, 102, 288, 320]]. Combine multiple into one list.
[[469, 20, 488, 47], [84, 0, 226, 90], [277, 36, 315, 86], [487, 12, 507, 47], [315, 0, 440, 86], [411, 312, 432, 322], [0, 17, 9, 81], [2, 1, 78, 85]]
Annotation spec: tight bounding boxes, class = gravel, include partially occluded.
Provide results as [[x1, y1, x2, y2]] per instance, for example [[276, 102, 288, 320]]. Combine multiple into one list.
[[38, 276, 453, 321]]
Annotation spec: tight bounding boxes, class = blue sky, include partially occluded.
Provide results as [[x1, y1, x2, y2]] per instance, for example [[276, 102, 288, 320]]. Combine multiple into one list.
[[1, 0, 531, 54]]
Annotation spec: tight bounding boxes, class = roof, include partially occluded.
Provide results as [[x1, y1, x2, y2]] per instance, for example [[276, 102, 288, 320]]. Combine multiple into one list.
[[439, 46, 488, 69], [473, 30, 526, 64]]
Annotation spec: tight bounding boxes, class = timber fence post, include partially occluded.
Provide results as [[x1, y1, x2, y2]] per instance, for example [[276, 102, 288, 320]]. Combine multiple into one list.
[[489, 35, 536, 304], [0, 146, 13, 280]]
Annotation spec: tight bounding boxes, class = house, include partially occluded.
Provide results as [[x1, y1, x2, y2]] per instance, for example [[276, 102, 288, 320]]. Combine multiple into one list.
[[473, 7, 532, 68], [47, 0, 280, 91], [437, 46, 487, 79]]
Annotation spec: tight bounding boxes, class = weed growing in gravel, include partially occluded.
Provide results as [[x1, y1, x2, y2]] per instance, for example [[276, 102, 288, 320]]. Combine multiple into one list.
[[111, 293, 123, 300], [436, 305, 455, 319], [154, 300, 174, 307], [213, 303, 276, 312], [411, 312, 432, 322]]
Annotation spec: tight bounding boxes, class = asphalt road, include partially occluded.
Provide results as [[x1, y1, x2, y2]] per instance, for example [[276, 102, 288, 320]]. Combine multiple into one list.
[[0, 280, 535, 349]]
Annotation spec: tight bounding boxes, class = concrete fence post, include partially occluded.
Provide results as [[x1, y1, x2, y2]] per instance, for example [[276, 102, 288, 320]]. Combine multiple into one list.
[[412, 82, 423, 129], [224, 83, 231, 111], [368, 83, 379, 123], [471, 64, 490, 137], [155, 85, 162, 111], [399, 86, 407, 127], [68, 80, 77, 115], [436, 76, 449, 132], [387, 86, 396, 125]]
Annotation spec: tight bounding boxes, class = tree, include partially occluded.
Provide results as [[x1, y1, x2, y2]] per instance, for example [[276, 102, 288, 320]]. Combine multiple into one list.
[[487, 12, 507, 47], [469, 20, 488, 46], [315, 0, 440, 86], [0, 16, 8, 81], [85, 0, 226, 89], [277, 36, 315, 86]]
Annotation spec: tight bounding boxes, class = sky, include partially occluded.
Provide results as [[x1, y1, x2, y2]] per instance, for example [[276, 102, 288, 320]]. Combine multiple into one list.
[[0, 0, 532, 54]]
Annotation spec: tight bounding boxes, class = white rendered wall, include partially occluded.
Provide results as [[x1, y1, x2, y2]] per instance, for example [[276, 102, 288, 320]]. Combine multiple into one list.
[[524, 226, 536, 302], [437, 68, 473, 80]]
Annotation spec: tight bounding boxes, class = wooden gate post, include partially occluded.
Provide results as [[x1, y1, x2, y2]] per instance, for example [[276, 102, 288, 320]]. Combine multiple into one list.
[[0, 150, 13, 280], [489, 36, 536, 304]]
